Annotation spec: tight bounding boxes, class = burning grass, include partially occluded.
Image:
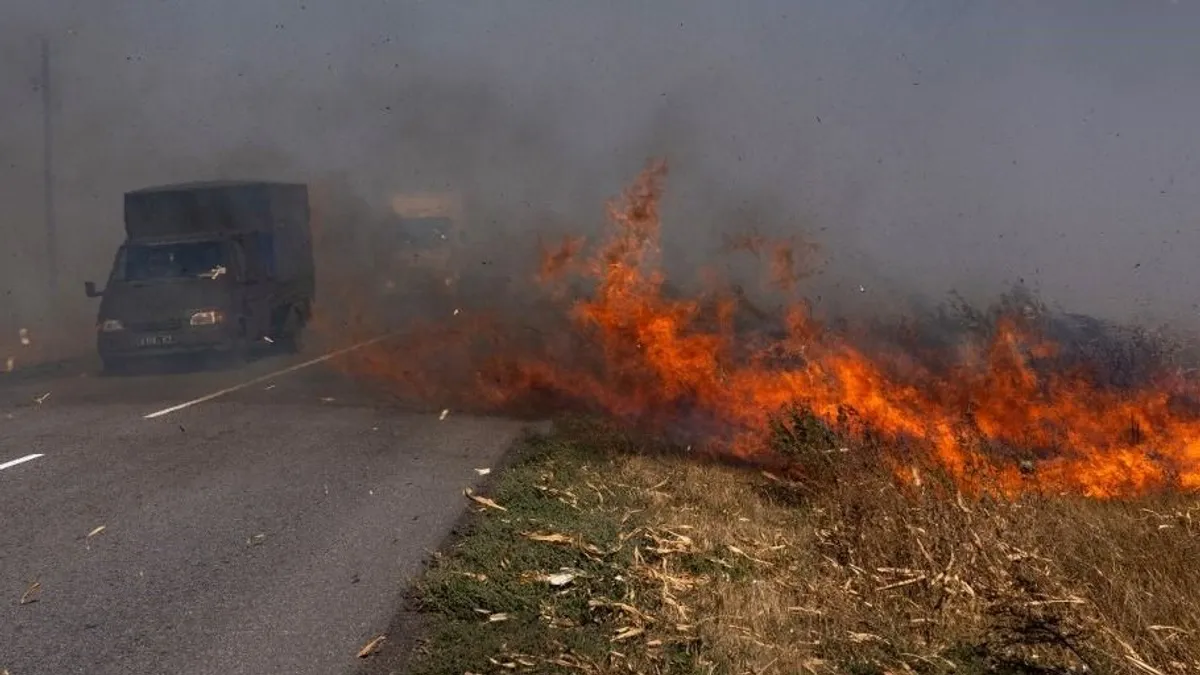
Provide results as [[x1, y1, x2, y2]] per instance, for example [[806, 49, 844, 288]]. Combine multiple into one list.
[[322, 158, 1200, 500], [406, 418, 1200, 675]]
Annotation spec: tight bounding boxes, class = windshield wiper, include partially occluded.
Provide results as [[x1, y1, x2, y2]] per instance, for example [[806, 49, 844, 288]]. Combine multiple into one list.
[[198, 265, 227, 280]]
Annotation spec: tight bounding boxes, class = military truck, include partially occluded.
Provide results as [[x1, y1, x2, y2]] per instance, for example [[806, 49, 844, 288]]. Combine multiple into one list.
[[84, 180, 315, 372]]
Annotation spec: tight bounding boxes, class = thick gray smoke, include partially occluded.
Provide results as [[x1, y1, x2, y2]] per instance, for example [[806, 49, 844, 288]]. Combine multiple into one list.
[[3, 1, 1200, 363]]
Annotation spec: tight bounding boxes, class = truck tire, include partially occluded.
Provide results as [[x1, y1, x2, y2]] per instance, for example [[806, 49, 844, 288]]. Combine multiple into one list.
[[269, 304, 306, 354], [222, 320, 252, 368], [280, 307, 305, 354]]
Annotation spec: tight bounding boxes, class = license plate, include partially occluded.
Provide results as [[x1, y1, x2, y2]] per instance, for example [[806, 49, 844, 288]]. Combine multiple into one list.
[[137, 334, 175, 347]]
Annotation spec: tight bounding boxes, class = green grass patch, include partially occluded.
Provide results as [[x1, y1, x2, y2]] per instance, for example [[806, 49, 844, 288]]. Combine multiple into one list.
[[405, 420, 706, 675]]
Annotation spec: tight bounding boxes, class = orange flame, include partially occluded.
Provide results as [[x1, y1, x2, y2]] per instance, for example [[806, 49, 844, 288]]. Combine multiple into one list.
[[327, 159, 1200, 499]]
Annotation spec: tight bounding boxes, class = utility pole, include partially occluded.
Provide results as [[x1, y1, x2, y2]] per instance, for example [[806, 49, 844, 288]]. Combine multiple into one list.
[[42, 36, 58, 300]]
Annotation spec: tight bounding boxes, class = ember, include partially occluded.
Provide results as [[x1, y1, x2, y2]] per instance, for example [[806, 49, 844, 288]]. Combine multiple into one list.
[[325, 159, 1200, 499]]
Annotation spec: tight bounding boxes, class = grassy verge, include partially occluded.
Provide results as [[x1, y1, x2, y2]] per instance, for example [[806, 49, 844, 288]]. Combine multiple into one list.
[[405, 416, 1200, 675]]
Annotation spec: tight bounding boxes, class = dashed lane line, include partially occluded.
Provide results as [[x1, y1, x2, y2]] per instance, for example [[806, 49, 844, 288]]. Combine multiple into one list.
[[142, 332, 400, 420], [0, 453, 44, 472]]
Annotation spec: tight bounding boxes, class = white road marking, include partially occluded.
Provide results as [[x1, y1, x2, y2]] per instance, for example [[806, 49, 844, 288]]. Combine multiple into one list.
[[0, 453, 44, 471], [143, 333, 400, 419]]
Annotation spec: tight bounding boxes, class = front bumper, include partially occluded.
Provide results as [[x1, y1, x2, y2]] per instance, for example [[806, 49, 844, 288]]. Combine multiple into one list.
[[97, 324, 236, 360]]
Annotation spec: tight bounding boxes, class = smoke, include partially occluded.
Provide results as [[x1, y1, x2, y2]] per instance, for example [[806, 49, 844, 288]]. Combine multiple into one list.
[[3, 0, 1200, 361]]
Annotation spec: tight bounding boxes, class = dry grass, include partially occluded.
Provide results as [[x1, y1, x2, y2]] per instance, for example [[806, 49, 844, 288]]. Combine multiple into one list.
[[407, 417, 1200, 675], [625, 454, 1199, 673]]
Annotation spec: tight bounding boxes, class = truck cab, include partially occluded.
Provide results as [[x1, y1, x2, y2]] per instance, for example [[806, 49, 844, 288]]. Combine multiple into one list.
[[377, 191, 465, 296], [85, 181, 314, 373]]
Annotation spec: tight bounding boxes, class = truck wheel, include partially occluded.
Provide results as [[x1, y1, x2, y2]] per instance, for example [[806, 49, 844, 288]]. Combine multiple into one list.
[[281, 308, 305, 354], [223, 321, 252, 368]]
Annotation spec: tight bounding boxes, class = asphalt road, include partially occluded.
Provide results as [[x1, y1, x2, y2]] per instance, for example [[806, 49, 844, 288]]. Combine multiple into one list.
[[0, 337, 531, 675]]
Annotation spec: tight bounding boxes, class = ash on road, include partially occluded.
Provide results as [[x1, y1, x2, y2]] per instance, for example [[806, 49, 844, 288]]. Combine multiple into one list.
[[0, 339, 530, 675]]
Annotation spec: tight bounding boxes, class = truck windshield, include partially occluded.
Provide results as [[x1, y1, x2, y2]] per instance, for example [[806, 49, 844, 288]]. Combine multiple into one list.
[[117, 241, 228, 281], [396, 217, 453, 247]]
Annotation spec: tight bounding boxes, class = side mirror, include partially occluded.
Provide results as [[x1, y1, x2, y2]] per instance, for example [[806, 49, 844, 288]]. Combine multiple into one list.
[[84, 281, 104, 298]]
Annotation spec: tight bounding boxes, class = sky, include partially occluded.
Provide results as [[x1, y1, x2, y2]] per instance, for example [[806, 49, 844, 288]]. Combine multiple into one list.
[[3, 0, 1200, 337]]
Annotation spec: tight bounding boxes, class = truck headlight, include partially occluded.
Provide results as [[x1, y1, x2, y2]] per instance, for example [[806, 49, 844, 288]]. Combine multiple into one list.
[[189, 310, 224, 326], [99, 319, 124, 332]]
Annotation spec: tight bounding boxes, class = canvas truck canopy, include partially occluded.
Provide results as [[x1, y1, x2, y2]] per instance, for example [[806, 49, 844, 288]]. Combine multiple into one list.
[[389, 192, 463, 221], [121, 180, 313, 293], [123, 181, 308, 240]]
